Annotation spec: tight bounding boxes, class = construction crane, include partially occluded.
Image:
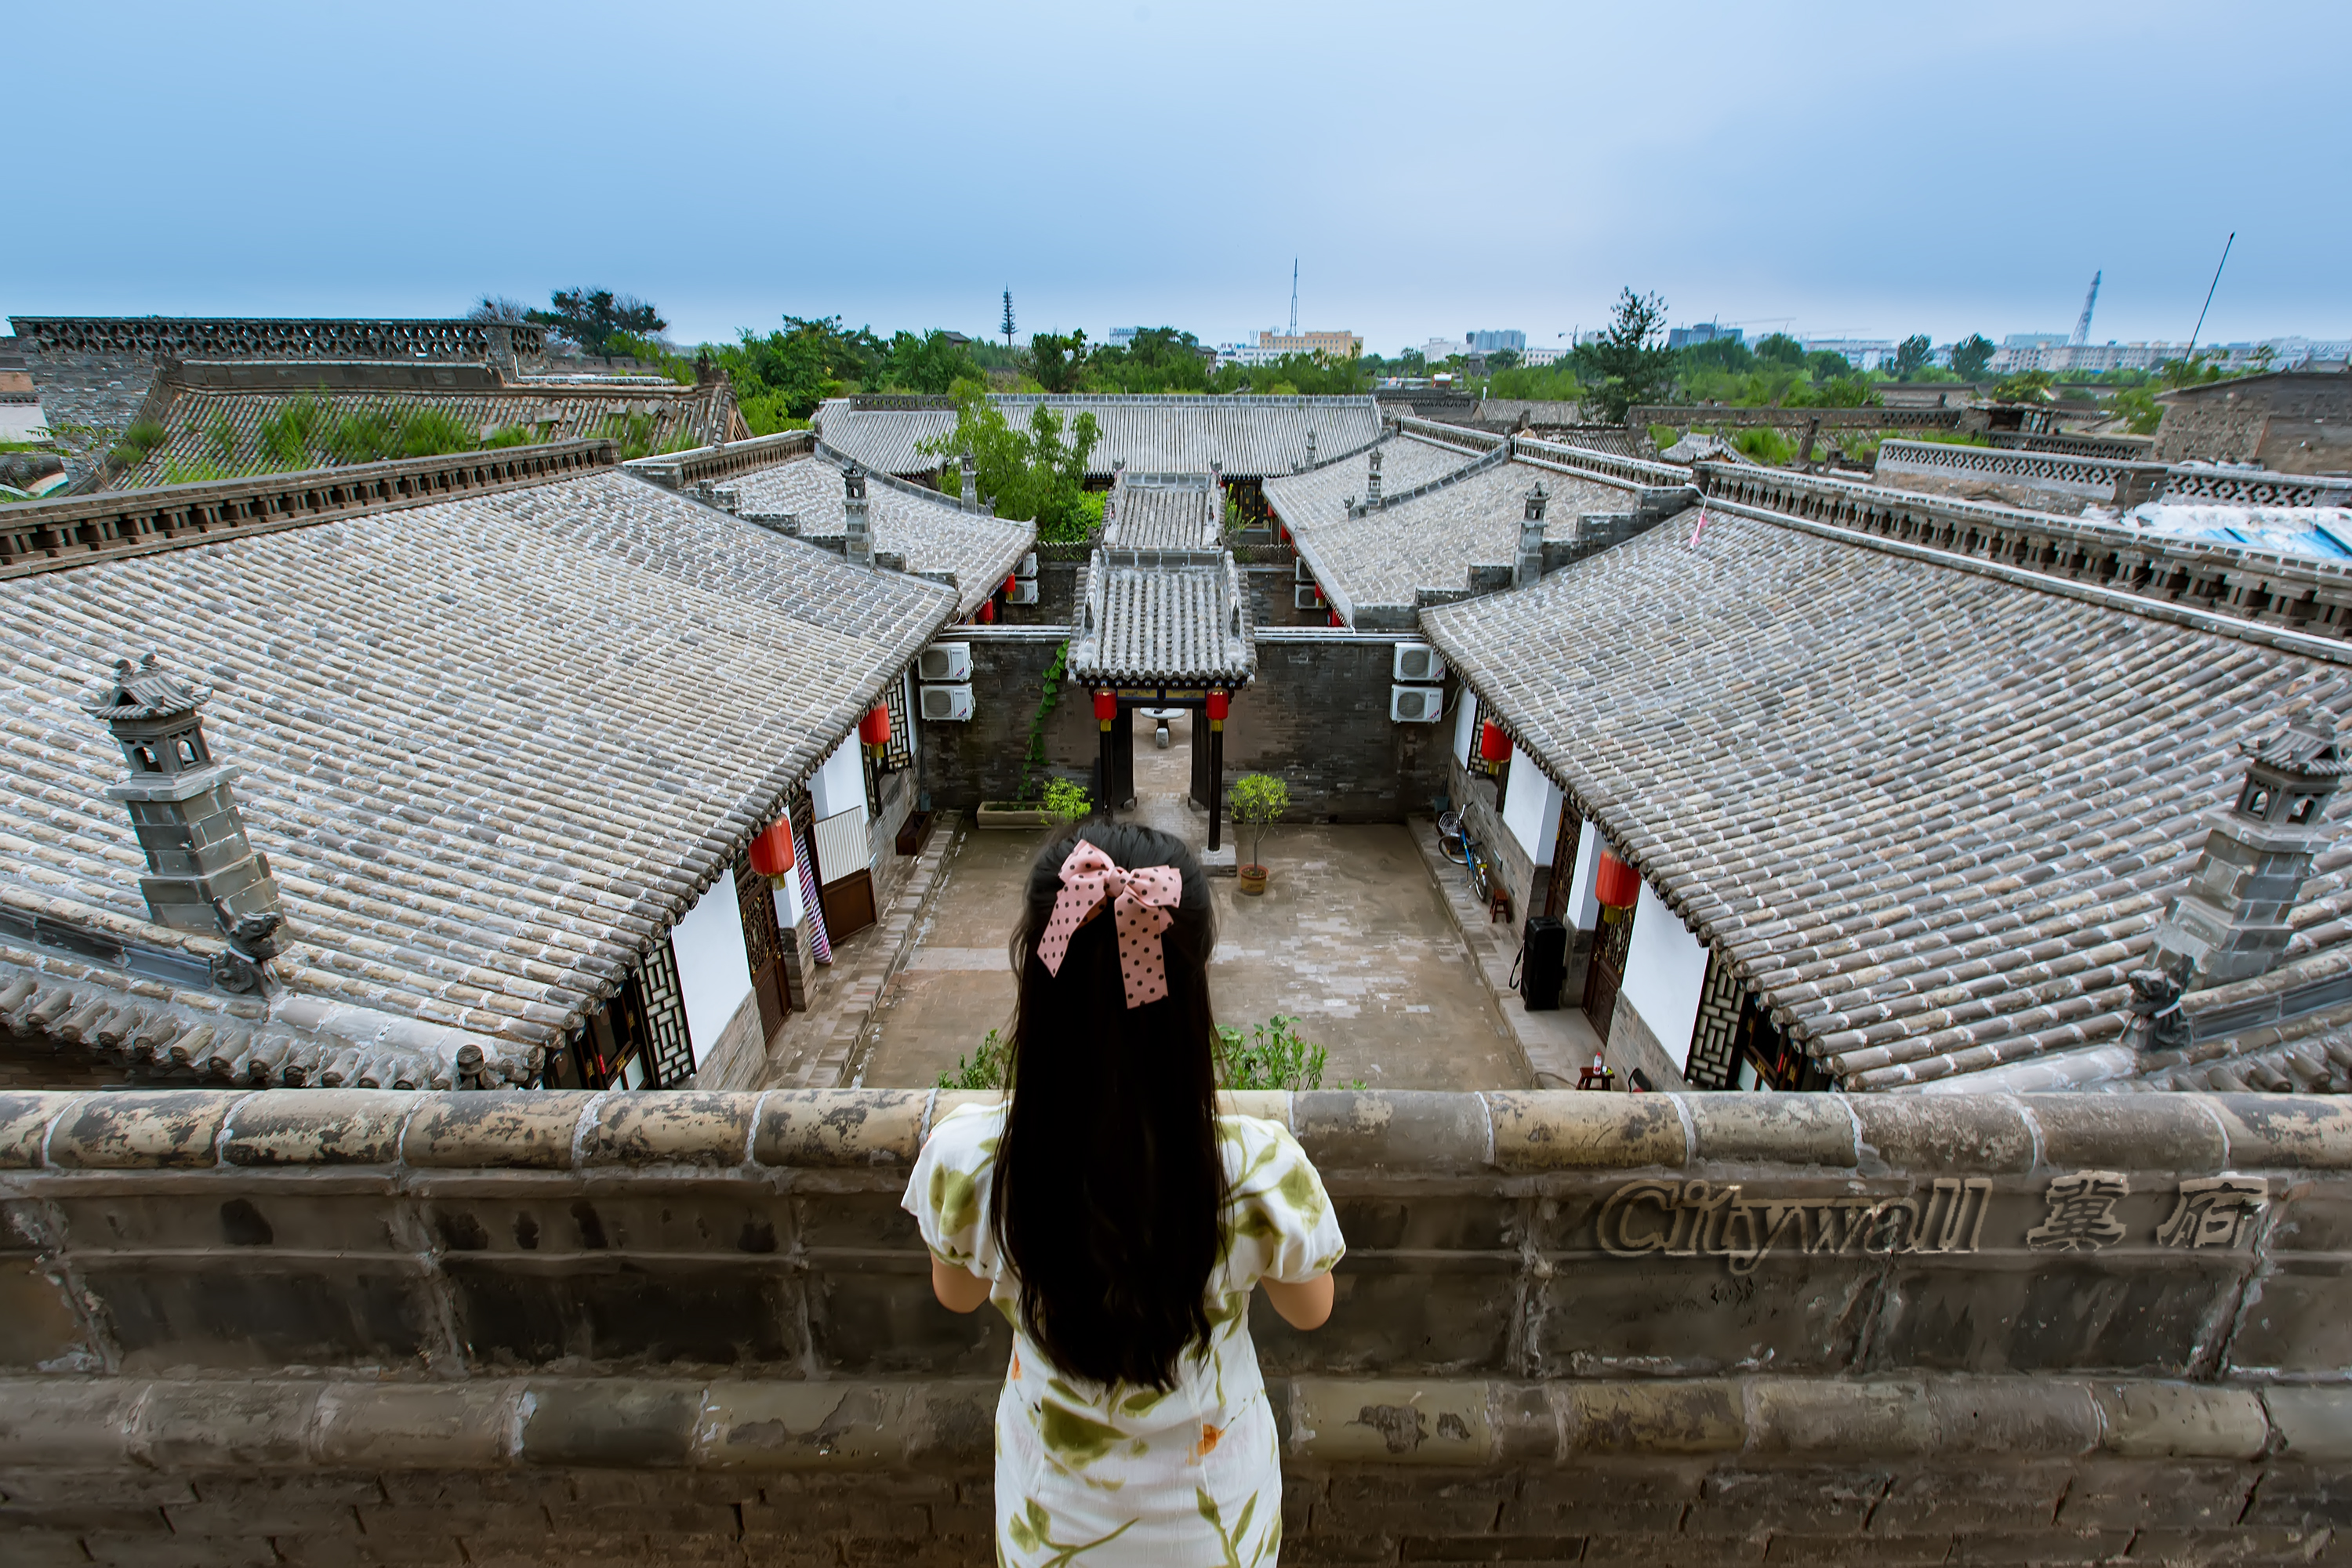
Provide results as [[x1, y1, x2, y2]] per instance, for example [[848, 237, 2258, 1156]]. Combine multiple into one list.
[[2071, 270, 2102, 347]]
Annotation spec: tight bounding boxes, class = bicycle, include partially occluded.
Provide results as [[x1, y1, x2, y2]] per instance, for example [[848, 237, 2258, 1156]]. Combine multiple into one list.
[[1436, 810, 1496, 905]]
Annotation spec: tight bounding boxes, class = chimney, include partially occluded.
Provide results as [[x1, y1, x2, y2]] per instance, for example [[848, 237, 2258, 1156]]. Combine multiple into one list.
[[844, 465, 873, 568], [1366, 447, 1384, 510], [959, 452, 978, 513], [1516, 482, 1549, 586], [2150, 714, 2347, 991], [81, 654, 285, 964]]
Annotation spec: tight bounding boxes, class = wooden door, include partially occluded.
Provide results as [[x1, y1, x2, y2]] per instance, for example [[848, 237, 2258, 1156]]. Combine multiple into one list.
[[1583, 901, 1635, 1039], [820, 869, 877, 940], [733, 852, 788, 1041], [1542, 798, 1581, 921]]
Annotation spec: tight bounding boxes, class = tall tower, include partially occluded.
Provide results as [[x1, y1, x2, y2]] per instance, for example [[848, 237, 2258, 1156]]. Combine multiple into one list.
[[1290, 260, 1298, 339], [2071, 270, 2102, 347]]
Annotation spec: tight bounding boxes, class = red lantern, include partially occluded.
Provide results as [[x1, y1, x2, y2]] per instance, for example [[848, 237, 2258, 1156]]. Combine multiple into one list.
[[1477, 720, 1511, 763], [1327, 609, 1343, 628], [1093, 689, 1118, 722], [1595, 850, 1641, 911], [1205, 690, 1229, 722], [1004, 574, 1017, 595], [749, 818, 795, 877], [858, 702, 891, 750], [977, 600, 995, 623]]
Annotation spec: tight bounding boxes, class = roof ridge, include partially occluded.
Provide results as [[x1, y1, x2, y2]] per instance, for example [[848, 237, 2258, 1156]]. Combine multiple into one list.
[[1700, 494, 2352, 667], [1, 441, 617, 580]]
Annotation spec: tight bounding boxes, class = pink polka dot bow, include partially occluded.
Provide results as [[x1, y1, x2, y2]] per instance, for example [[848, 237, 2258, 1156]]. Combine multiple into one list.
[[1034, 841, 1185, 1008]]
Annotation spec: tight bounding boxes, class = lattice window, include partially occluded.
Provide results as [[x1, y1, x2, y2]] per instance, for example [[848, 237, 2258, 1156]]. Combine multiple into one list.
[[878, 677, 915, 774], [1685, 947, 1743, 1091], [735, 852, 780, 979], [633, 936, 695, 1089]]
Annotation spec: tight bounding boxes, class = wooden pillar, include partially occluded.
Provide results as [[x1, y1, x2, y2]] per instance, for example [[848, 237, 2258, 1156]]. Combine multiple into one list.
[[1207, 688, 1228, 853], [1094, 688, 1116, 820]]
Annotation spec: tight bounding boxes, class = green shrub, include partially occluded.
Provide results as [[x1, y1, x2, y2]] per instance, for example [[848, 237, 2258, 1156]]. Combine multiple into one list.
[[1040, 777, 1091, 825], [394, 406, 477, 459], [111, 419, 168, 469], [936, 1027, 1011, 1091], [1213, 1014, 1356, 1091], [207, 416, 239, 463], [481, 425, 539, 448], [1731, 426, 1795, 466], [260, 397, 330, 466], [1228, 773, 1290, 873], [1648, 423, 1681, 452]]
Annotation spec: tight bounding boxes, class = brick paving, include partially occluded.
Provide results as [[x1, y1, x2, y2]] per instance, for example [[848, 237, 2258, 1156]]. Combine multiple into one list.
[[858, 718, 1530, 1090]]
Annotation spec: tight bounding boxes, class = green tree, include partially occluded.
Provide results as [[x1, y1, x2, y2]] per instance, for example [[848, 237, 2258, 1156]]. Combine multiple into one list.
[[1755, 332, 1806, 368], [1950, 334, 1995, 382], [2111, 385, 2165, 436], [917, 379, 1102, 542], [1486, 347, 1522, 371], [877, 330, 980, 394], [707, 314, 885, 426], [1228, 772, 1290, 874], [1029, 329, 1089, 393], [1086, 327, 1212, 393], [1209, 351, 1371, 396], [527, 289, 666, 355], [1991, 368, 2056, 404], [1893, 334, 1933, 379], [1570, 289, 1676, 423], [1001, 289, 1015, 347]]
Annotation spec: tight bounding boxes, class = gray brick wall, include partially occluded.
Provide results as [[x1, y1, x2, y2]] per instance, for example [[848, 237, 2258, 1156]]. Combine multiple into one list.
[[916, 633, 1091, 808], [1225, 637, 1454, 822]]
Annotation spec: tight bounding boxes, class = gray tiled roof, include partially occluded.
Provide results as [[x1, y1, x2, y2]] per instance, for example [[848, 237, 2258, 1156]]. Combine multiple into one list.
[[0, 470, 954, 1054], [706, 452, 1035, 618], [1421, 505, 2352, 1093], [1105, 473, 1220, 550], [813, 395, 1386, 479], [1068, 549, 1255, 687], [100, 371, 743, 491], [1269, 443, 1630, 622]]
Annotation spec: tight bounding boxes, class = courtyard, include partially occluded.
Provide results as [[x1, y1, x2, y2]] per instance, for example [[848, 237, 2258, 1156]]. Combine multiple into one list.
[[853, 708, 1531, 1090]]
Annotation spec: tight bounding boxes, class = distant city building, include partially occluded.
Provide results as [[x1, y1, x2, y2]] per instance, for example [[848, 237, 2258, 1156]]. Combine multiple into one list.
[[1668, 323, 1744, 350], [1520, 345, 1571, 368], [1466, 329, 1526, 354], [1107, 328, 1140, 347], [1986, 336, 2350, 375], [1421, 338, 1463, 363], [1219, 328, 1363, 365], [1799, 337, 1898, 372]]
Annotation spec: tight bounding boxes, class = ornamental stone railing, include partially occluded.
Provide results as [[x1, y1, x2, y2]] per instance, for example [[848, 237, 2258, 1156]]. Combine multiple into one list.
[[1694, 461, 2352, 644], [8, 317, 546, 361], [0, 1087, 2343, 1566], [1633, 403, 1968, 432], [1989, 430, 2158, 461], [1387, 413, 1508, 455], [0, 441, 617, 579], [1512, 432, 1692, 490], [1875, 439, 2351, 510], [624, 428, 816, 490]]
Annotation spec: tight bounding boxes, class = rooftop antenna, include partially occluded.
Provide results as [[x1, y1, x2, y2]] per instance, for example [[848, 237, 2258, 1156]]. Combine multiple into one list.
[[1289, 260, 1298, 339], [2187, 233, 2235, 359], [2071, 270, 2101, 346]]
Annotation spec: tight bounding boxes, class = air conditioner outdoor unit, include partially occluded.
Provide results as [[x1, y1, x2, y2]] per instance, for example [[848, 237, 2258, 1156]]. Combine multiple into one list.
[[1294, 584, 1324, 611], [1016, 551, 1039, 580], [919, 683, 975, 721], [1294, 557, 1316, 584], [1390, 684, 1443, 724], [916, 643, 972, 683], [1392, 642, 1443, 683], [1005, 580, 1040, 605]]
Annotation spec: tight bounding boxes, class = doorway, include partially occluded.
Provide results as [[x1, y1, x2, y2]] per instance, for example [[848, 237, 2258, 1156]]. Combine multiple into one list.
[[1583, 899, 1635, 1040]]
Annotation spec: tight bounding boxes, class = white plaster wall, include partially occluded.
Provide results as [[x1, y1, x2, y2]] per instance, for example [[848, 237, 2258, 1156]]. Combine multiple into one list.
[[808, 735, 866, 824], [1452, 687, 1478, 769], [1619, 879, 1710, 1073], [1566, 820, 1601, 931], [672, 876, 753, 1065], [1501, 745, 1559, 864]]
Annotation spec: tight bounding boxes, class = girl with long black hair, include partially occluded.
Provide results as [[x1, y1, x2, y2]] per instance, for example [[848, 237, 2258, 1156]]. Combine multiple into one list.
[[905, 822, 1343, 1566]]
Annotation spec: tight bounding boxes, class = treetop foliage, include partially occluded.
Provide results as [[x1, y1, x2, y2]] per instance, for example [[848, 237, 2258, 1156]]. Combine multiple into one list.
[[527, 289, 666, 356], [916, 379, 1102, 543]]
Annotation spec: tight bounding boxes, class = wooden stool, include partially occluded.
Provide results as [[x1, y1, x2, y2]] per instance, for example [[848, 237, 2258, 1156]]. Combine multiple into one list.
[[1577, 1064, 1616, 1091], [1486, 887, 1512, 924]]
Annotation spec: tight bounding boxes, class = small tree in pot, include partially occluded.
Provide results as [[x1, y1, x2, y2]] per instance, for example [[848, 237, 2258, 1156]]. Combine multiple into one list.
[[1228, 772, 1290, 895]]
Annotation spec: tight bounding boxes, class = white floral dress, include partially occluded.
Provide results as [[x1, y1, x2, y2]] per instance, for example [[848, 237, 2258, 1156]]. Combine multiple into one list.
[[905, 1103, 1345, 1567]]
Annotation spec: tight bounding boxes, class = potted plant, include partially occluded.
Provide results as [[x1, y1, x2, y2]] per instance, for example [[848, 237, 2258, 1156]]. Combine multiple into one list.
[[1228, 772, 1289, 896]]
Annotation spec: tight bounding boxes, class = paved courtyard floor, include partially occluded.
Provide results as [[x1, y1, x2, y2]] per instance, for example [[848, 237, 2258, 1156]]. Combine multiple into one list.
[[854, 712, 1530, 1090]]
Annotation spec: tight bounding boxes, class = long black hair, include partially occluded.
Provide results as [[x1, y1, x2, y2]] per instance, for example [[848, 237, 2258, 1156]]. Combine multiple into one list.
[[990, 822, 1225, 1390]]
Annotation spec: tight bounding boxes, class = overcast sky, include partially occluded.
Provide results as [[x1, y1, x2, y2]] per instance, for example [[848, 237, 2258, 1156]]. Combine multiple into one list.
[[9, 1, 2345, 354]]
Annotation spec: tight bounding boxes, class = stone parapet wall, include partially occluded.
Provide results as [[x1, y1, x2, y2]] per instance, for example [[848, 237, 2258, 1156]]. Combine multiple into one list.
[[1, 1087, 2346, 1564]]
